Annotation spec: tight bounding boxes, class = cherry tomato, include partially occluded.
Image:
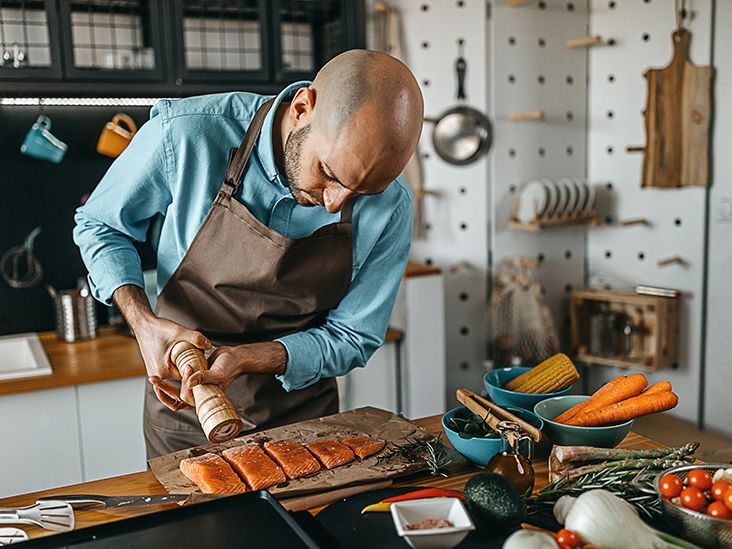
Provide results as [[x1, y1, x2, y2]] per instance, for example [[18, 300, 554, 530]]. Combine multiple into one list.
[[680, 486, 707, 512], [686, 468, 713, 491], [659, 474, 683, 499], [707, 501, 732, 520], [725, 488, 732, 512], [555, 529, 581, 548], [712, 480, 732, 501]]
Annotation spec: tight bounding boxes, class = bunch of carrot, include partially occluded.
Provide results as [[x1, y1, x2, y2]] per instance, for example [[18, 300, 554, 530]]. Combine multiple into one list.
[[554, 373, 678, 427]]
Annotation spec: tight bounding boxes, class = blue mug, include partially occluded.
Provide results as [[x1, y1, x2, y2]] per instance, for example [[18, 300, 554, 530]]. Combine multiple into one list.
[[20, 115, 67, 163]]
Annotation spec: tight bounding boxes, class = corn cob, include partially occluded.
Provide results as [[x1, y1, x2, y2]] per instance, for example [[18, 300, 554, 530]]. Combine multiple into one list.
[[506, 353, 580, 394]]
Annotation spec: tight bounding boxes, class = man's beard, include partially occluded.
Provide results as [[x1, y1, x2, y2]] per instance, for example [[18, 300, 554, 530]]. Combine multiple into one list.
[[283, 124, 321, 207]]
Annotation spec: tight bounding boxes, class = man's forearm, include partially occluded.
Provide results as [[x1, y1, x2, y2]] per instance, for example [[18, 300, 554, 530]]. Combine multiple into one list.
[[234, 342, 288, 376], [113, 284, 156, 332]]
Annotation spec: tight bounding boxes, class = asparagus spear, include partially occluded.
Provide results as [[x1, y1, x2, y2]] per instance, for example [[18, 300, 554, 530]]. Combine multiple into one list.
[[552, 442, 699, 465], [553, 457, 693, 482]]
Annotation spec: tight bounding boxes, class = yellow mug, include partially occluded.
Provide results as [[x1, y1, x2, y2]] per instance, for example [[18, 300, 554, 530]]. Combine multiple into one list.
[[96, 113, 137, 158]]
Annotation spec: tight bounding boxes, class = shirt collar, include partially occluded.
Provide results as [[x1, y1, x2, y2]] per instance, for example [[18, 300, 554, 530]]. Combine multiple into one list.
[[256, 80, 312, 185]]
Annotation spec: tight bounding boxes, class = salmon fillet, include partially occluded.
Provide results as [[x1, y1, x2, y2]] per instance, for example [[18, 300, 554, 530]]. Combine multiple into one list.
[[305, 439, 356, 469], [341, 437, 386, 459], [179, 453, 248, 494], [263, 440, 321, 479], [222, 445, 287, 491]]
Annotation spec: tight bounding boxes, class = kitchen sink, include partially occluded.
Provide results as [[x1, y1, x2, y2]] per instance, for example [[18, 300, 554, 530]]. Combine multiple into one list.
[[0, 333, 53, 381]]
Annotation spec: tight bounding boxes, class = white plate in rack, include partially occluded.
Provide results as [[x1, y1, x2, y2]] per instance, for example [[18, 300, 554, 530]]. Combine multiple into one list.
[[573, 178, 589, 216], [584, 182, 597, 216], [561, 178, 580, 217], [517, 180, 548, 224], [553, 179, 570, 217], [542, 179, 560, 218]]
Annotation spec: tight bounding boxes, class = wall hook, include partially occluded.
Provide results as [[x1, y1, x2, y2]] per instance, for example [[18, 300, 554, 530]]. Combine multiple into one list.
[[565, 35, 604, 48], [620, 218, 651, 227], [508, 110, 545, 122], [657, 255, 687, 267]]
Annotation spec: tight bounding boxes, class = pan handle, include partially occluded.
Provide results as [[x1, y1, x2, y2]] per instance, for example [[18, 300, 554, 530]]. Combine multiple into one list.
[[455, 56, 467, 101]]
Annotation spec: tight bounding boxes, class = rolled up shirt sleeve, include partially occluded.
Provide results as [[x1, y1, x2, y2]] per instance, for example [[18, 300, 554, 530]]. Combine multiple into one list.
[[73, 108, 172, 305], [275, 190, 413, 391]]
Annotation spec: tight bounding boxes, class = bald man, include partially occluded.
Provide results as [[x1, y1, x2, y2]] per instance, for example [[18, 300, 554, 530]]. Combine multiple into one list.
[[74, 50, 424, 457]]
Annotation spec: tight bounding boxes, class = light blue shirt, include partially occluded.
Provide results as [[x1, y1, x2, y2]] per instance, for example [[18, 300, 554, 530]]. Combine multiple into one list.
[[73, 81, 413, 392]]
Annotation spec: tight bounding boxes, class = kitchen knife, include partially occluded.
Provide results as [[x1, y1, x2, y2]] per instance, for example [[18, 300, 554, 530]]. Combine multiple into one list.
[[36, 494, 188, 510]]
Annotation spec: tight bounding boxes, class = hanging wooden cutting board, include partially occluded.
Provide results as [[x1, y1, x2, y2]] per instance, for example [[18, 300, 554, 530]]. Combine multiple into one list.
[[641, 28, 712, 188]]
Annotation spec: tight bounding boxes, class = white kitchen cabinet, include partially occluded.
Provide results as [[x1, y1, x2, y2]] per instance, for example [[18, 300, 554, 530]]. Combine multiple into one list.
[[77, 377, 147, 482], [0, 387, 83, 498]]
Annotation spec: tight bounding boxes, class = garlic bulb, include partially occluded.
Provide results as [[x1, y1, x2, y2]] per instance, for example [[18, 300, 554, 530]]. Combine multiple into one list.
[[712, 468, 732, 484], [502, 529, 558, 549], [558, 490, 665, 549]]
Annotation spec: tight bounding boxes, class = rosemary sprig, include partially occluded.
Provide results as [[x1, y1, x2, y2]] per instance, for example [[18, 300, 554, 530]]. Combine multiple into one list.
[[378, 434, 452, 477]]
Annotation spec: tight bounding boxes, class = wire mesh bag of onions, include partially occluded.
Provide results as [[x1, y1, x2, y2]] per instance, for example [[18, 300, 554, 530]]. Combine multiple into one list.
[[490, 258, 559, 366]]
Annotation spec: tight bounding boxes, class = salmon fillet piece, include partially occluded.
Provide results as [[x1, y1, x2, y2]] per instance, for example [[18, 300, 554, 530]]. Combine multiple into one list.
[[263, 440, 321, 479], [222, 445, 287, 491], [305, 439, 355, 469], [341, 437, 386, 459], [179, 453, 248, 494]]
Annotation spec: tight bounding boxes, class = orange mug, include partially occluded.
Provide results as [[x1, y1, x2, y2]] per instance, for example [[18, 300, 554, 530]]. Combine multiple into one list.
[[96, 113, 137, 158]]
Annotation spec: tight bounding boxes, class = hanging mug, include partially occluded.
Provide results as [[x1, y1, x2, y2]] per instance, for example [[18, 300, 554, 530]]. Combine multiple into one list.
[[20, 115, 67, 163], [96, 113, 138, 158]]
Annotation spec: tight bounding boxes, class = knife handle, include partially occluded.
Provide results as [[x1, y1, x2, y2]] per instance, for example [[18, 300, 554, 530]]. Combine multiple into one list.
[[170, 341, 244, 443]]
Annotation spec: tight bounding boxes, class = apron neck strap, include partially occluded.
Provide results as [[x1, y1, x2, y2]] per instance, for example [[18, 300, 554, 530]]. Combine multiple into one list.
[[221, 99, 275, 198], [339, 198, 355, 224]]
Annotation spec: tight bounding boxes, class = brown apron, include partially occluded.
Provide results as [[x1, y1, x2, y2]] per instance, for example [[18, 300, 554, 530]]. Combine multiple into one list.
[[144, 100, 353, 458]]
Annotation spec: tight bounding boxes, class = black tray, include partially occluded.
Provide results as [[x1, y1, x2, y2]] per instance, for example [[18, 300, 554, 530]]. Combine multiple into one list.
[[19, 491, 323, 549]]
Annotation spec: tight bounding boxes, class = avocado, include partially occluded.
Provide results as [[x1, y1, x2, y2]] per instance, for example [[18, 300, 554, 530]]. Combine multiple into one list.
[[463, 472, 527, 529]]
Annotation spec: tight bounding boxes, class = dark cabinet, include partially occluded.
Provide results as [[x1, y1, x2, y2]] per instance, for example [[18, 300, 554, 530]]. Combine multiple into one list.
[[0, 0, 365, 94]]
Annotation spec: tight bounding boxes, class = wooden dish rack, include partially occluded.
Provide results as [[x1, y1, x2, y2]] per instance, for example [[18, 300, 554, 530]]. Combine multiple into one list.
[[508, 198, 599, 232], [569, 289, 679, 372]]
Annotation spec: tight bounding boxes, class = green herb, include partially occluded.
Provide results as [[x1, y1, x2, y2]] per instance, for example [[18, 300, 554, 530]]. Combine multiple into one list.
[[448, 413, 500, 439], [378, 434, 452, 477]]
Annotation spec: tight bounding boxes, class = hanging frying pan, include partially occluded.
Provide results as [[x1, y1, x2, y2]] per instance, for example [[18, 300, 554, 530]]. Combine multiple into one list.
[[425, 48, 493, 166]]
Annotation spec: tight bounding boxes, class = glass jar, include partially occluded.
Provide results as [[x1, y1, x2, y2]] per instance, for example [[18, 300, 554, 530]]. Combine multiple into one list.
[[485, 421, 535, 496]]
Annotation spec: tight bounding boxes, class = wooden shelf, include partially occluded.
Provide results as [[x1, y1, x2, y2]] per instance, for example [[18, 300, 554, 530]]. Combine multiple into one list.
[[508, 214, 599, 232], [577, 351, 657, 373]]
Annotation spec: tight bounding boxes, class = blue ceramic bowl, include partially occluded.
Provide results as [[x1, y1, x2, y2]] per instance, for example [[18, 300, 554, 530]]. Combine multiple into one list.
[[484, 367, 573, 411], [441, 405, 544, 466], [533, 395, 634, 448]]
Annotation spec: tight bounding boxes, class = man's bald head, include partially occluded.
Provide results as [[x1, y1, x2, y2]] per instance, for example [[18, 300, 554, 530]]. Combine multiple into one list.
[[278, 49, 424, 213]]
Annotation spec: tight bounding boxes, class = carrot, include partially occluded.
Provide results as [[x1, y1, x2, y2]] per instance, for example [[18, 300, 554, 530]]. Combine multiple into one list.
[[568, 391, 678, 427], [642, 381, 672, 395], [553, 376, 627, 424], [566, 373, 648, 425]]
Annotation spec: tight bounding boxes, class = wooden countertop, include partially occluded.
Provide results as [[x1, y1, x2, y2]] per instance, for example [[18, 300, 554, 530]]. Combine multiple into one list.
[[0, 415, 663, 540]]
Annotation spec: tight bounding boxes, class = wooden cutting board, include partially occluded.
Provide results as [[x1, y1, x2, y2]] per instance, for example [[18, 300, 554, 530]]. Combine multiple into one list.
[[642, 28, 712, 188]]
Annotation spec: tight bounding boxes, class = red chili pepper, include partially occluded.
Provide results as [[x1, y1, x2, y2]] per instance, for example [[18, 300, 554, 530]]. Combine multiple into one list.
[[380, 488, 464, 503]]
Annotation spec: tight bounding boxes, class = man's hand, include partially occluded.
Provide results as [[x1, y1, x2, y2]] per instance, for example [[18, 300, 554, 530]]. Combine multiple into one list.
[[113, 285, 211, 411], [181, 342, 287, 391]]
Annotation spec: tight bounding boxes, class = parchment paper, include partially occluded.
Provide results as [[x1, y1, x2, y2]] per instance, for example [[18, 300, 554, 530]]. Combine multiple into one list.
[[149, 407, 433, 499]]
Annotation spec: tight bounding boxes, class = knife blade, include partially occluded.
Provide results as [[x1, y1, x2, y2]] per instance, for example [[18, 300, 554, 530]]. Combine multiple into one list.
[[36, 494, 188, 510]]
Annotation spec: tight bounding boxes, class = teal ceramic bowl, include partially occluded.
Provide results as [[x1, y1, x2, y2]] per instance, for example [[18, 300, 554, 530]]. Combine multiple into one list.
[[441, 405, 544, 466], [484, 367, 573, 411], [533, 395, 634, 448]]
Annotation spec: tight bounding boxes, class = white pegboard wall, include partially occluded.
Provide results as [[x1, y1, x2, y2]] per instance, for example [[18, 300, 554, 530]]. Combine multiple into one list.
[[370, 0, 491, 404], [586, 0, 713, 423], [489, 0, 590, 354]]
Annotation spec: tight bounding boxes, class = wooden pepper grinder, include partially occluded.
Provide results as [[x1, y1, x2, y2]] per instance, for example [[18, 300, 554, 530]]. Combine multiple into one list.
[[170, 341, 244, 443]]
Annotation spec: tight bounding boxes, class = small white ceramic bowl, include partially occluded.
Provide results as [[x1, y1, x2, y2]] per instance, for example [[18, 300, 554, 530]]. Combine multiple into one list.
[[390, 497, 475, 549]]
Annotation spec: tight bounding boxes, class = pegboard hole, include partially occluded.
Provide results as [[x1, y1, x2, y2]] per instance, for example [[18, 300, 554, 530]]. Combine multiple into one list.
[[566, 2, 575, 11], [605, 250, 612, 259], [459, 222, 468, 231], [607, 38, 617, 46], [538, 1, 546, 8], [509, 148, 517, 158], [605, 214, 613, 225], [671, 361, 679, 370], [425, 223, 432, 231], [460, 361, 470, 370], [459, 186, 467, 194], [638, 252, 645, 260], [420, 3, 429, 11], [607, 110, 614, 119], [566, 146, 573, 156], [421, 41, 429, 49], [425, 258, 433, 265], [540, 286, 547, 295], [607, 146, 614, 155], [606, 182, 614, 191], [642, 33, 651, 42], [460, 326, 470, 336], [564, 250, 572, 259], [566, 111, 574, 121], [674, 218, 682, 227], [537, 253, 545, 263], [459, 292, 469, 301], [508, 74, 516, 84], [508, 36, 516, 46], [509, 184, 517, 194], [608, 1, 616, 8], [456, 0, 465, 6], [566, 75, 573, 85], [457, 38, 465, 47], [565, 284, 573, 293], [538, 147, 546, 157], [538, 74, 545, 85], [608, 74, 616, 83], [422, 79, 430, 87], [538, 37, 546, 47], [422, 152, 430, 159]]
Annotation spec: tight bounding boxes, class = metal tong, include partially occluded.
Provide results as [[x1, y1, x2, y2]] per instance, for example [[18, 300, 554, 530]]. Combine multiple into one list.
[[0, 500, 74, 532], [0, 528, 28, 546]]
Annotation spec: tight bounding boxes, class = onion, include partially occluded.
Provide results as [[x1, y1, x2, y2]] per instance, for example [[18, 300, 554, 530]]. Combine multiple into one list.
[[502, 529, 558, 549]]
